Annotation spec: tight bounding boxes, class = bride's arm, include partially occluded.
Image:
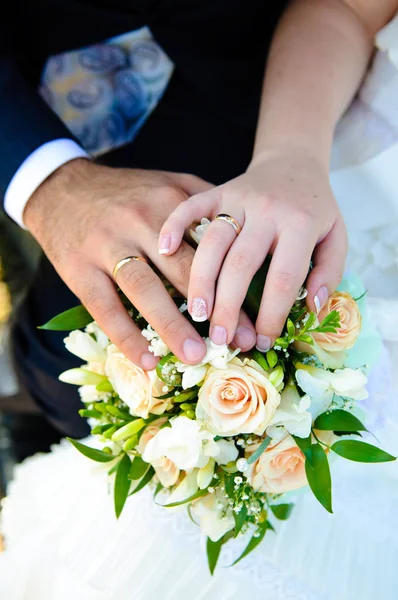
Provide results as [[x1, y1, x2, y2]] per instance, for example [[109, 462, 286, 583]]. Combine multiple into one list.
[[252, 0, 398, 169], [158, 0, 398, 353]]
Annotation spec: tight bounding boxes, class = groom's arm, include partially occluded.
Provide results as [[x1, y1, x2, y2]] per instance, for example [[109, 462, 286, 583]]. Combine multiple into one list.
[[0, 10, 87, 227]]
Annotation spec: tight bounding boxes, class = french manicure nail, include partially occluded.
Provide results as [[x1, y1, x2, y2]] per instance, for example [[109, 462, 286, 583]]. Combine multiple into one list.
[[234, 326, 256, 349], [159, 234, 171, 255], [256, 334, 271, 352], [141, 352, 158, 370], [211, 325, 227, 346], [314, 286, 329, 315], [191, 297, 208, 322], [183, 339, 206, 362]]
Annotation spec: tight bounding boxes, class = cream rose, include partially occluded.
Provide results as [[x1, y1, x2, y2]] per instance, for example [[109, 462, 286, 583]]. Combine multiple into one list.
[[246, 435, 307, 494], [138, 418, 179, 487], [105, 345, 172, 418], [196, 358, 281, 436], [313, 291, 361, 352]]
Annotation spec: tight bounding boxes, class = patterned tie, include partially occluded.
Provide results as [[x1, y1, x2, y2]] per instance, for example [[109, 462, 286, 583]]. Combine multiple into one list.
[[39, 27, 174, 156]]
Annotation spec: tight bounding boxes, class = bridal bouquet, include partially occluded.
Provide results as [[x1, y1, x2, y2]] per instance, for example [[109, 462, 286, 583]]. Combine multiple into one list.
[[42, 265, 395, 573]]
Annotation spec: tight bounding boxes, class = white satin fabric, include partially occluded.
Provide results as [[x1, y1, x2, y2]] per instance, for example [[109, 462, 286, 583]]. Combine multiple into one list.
[[1, 14, 398, 600]]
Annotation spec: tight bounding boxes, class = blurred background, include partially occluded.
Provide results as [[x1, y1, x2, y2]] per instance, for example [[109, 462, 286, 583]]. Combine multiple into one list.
[[0, 218, 62, 502]]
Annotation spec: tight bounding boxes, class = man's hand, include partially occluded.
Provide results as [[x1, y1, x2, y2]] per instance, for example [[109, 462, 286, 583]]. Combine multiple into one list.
[[24, 159, 257, 369]]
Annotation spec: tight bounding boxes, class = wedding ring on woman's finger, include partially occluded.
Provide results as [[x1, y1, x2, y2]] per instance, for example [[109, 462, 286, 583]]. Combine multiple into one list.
[[213, 213, 242, 236], [112, 256, 148, 280]]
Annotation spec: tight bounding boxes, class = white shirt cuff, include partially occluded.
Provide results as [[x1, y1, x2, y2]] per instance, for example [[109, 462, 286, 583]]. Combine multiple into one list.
[[4, 139, 90, 228]]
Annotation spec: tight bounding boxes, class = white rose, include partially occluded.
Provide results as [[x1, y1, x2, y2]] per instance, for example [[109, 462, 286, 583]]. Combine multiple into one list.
[[197, 358, 281, 436], [64, 330, 107, 363], [85, 322, 109, 349], [143, 417, 210, 471], [267, 383, 312, 441], [105, 344, 172, 417], [190, 489, 235, 542], [296, 366, 368, 406]]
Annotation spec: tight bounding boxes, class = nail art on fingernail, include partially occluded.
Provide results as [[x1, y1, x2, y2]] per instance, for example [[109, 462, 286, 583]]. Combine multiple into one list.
[[314, 285, 329, 315], [159, 234, 171, 254], [256, 334, 271, 352], [191, 297, 208, 322], [211, 325, 227, 346]]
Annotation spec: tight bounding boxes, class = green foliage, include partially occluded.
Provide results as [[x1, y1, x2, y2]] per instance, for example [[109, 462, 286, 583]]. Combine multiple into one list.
[[314, 410, 367, 433], [230, 520, 272, 566], [331, 440, 396, 463], [252, 350, 269, 371], [292, 434, 312, 462], [247, 437, 272, 465], [160, 488, 208, 508], [206, 537, 224, 575], [67, 438, 116, 463], [114, 454, 132, 518], [39, 305, 93, 331], [270, 503, 294, 520], [129, 456, 149, 480], [129, 467, 155, 496], [309, 309, 341, 334], [305, 444, 333, 513]]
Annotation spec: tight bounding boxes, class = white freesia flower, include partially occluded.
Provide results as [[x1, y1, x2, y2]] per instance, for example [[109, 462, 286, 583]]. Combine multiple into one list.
[[64, 331, 107, 363], [85, 322, 109, 349], [190, 488, 235, 542], [190, 217, 211, 245], [197, 458, 215, 489], [78, 385, 111, 404], [141, 325, 169, 357], [59, 368, 107, 386], [212, 438, 239, 465], [177, 338, 240, 390], [267, 383, 312, 441], [296, 366, 368, 405]]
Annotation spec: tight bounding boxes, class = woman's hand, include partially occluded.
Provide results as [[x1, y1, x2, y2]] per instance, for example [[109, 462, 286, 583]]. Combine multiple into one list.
[[25, 159, 257, 368], [158, 148, 347, 351]]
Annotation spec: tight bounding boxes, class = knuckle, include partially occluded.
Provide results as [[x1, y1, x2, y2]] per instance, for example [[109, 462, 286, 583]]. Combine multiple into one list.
[[84, 290, 116, 322], [228, 252, 251, 272], [161, 315, 185, 338], [294, 209, 314, 230], [118, 330, 140, 356], [120, 268, 154, 298], [203, 230, 223, 247], [173, 250, 192, 283], [272, 270, 296, 294]]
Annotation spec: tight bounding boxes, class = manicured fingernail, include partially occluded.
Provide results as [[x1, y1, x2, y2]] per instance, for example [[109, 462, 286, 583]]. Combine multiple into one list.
[[256, 335, 271, 352], [234, 326, 256, 349], [211, 325, 227, 346], [159, 234, 171, 255], [183, 339, 206, 362], [191, 297, 208, 322], [141, 352, 158, 370], [314, 286, 329, 315]]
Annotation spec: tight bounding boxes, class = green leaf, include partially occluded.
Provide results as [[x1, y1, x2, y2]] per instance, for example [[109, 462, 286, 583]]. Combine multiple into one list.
[[252, 350, 269, 371], [247, 436, 272, 465], [331, 440, 396, 463], [160, 488, 208, 508], [67, 438, 116, 463], [206, 537, 223, 575], [114, 454, 132, 518], [129, 466, 155, 496], [314, 410, 367, 433], [305, 444, 333, 513], [230, 520, 271, 566], [296, 334, 314, 345], [129, 456, 149, 480], [309, 309, 340, 334], [224, 473, 235, 498], [293, 434, 313, 462], [39, 305, 93, 331], [111, 418, 146, 441], [233, 504, 248, 537], [266, 349, 278, 369], [270, 503, 294, 520], [287, 319, 296, 337]]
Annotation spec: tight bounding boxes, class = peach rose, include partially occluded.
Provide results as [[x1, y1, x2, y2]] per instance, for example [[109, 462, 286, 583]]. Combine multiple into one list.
[[246, 435, 307, 494], [105, 345, 172, 418], [196, 358, 280, 436], [138, 418, 179, 487], [312, 291, 361, 352]]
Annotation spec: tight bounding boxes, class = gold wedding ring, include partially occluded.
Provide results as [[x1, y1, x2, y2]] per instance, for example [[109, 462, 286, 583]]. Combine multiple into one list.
[[214, 213, 242, 235], [112, 256, 148, 280]]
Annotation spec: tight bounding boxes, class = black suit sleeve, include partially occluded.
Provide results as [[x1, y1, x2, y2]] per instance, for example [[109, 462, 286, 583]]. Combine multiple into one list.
[[0, 6, 77, 209]]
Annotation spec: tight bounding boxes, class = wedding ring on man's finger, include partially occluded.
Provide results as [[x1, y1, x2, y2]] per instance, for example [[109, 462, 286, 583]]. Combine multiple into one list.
[[213, 213, 242, 235], [112, 256, 148, 280]]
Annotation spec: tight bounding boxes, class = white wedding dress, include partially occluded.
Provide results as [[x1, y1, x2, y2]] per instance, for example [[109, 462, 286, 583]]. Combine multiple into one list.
[[1, 17, 398, 600]]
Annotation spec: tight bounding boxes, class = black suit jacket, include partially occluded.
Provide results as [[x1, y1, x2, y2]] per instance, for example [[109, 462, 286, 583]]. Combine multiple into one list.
[[1, 0, 288, 207]]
